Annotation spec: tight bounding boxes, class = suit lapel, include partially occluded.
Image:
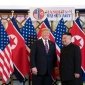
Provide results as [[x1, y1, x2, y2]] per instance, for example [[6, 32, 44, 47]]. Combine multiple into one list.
[[40, 39, 45, 47], [48, 40, 52, 53], [39, 39, 46, 52], [40, 39, 52, 54]]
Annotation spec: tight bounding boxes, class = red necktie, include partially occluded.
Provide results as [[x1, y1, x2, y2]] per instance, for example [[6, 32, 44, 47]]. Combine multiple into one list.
[[45, 40, 49, 53]]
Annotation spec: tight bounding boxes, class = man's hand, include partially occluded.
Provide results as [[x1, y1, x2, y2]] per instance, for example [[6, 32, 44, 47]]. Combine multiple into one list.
[[32, 67, 38, 75], [74, 73, 80, 78], [53, 67, 60, 79]]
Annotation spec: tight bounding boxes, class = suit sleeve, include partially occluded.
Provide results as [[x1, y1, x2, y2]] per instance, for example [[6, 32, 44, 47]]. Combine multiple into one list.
[[30, 41, 37, 68], [74, 45, 81, 73]]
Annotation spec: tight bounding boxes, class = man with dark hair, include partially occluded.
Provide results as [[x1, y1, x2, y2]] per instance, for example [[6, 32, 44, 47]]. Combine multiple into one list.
[[59, 32, 83, 85]]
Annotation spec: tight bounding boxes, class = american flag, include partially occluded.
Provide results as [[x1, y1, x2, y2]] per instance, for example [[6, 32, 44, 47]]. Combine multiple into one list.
[[53, 18, 67, 49], [0, 20, 14, 83], [20, 17, 37, 48], [52, 18, 67, 81]]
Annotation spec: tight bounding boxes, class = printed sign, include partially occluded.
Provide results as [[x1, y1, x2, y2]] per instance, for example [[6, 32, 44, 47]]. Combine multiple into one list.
[[30, 7, 75, 21]]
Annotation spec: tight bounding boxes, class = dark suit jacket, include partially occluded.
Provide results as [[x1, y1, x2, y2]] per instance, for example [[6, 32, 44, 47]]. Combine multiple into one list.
[[60, 43, 81, 81], [30, 39, 57, 75]]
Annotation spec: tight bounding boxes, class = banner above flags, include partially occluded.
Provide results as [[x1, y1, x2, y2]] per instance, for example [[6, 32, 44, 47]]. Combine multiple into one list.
[[30, 7, 75, 21]]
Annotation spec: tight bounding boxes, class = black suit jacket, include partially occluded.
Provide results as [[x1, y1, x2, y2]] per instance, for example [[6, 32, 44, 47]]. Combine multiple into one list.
[[30, 39, 57, 75], [60, 43, 81, 81]]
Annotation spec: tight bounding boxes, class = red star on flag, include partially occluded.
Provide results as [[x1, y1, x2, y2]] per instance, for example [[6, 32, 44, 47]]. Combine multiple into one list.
[[73, 37, 81, 47], [10, 37, 16, 46]]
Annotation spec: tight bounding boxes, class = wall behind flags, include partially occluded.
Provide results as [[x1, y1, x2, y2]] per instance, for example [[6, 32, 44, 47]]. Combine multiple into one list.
[[0, 0, 85, 8]]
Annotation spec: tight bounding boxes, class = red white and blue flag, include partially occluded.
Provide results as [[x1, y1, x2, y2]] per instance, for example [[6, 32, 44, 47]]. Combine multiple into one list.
[[0, 20, 14, 83], [20, 17, 37, 48], [53, 18, 67, 49]]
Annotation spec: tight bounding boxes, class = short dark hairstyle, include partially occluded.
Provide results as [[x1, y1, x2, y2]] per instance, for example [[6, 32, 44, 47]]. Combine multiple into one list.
[[62, 32, 72, 37]]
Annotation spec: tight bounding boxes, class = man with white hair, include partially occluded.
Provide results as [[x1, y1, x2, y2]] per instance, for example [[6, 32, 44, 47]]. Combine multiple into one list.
[[30, 28, 57, 85]]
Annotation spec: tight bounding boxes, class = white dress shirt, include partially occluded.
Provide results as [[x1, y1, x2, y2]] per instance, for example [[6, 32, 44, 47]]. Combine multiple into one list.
[[42, 38, 49, 50]]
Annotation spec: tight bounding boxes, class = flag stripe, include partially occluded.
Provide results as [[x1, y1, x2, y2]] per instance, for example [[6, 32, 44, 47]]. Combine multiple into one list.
[[0, 20, 14, 83], [5, 45, 13, 74], [0, 46, 13, 82]]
